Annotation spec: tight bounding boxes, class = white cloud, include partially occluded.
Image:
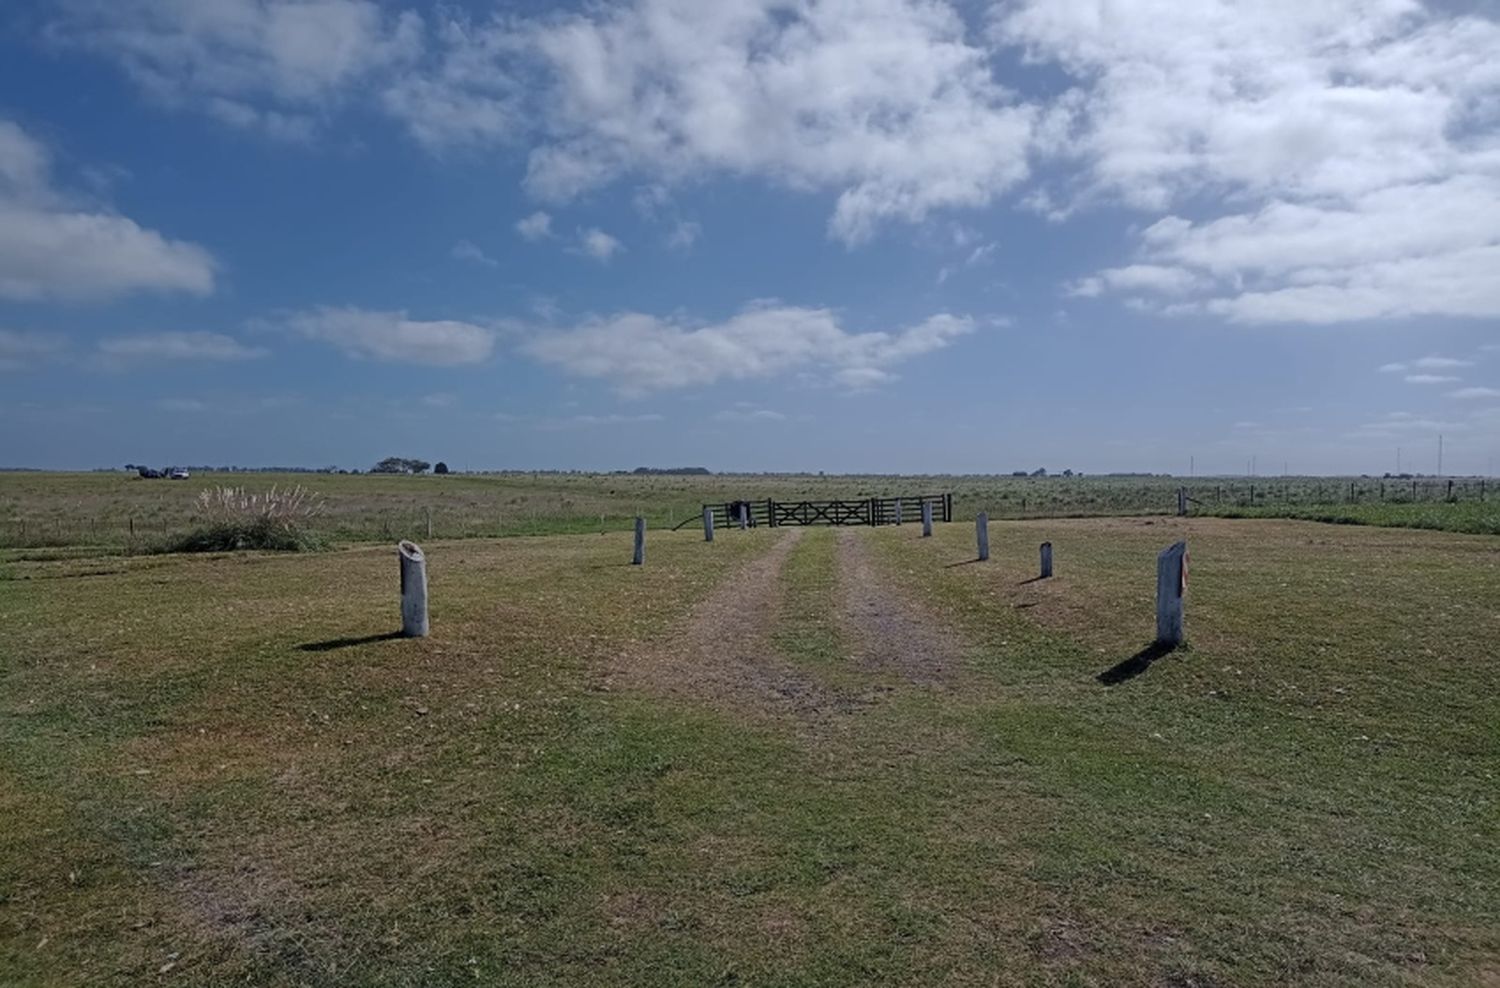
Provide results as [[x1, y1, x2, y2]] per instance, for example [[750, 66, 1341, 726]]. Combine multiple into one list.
[[1404, 374, 1460, 384], [547, 412, 664, 428], [1448, 387, 1500, 400], [451, 239, 497, 267], [514, 211, 552, 241], [1378, 362, 1408, 373], [95, 331, 267, 367], [714, 405, 787, 423], [1413, 355, 1474, 370], [524, 303, 975, 396], [1005, 2, 1500, 323], [51, 0, 423, 137], [0, 329, 68, 370], [521, 0, 1034, 244], [421, 392, 457, 407], [284, 307, 497, 365], [0, 119, 216, 302], [666, 220, 701, 250], [1067, 264, 1203, 298], [573, 227, 623, 262]]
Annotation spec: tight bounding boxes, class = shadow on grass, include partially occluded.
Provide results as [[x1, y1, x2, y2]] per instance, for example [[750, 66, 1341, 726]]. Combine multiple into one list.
[[1017, 575, 1049, 586], [298, 631, 404, 652], [1097, 641, 1177, 685], [944, 558, 985, 569]]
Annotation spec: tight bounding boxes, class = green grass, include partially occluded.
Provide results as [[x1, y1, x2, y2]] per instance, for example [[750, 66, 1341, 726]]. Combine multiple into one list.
[[4, 470, 1496, 550], [3, 519, 1498, 985], [1209, 498, 1500, 535]]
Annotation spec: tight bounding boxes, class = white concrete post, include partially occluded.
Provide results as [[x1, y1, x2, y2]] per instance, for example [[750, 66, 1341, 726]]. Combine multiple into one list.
[[1156, 541, 1187, 646], [703, 506, 714, 542], [921, 499, 933, 537], [399, 540, 429, 638], [894, 498, 903, 525], [976, 512, 990, 561], [738, 503, 748, 530], [1040, 541, 1053, 578], [633, 516, 646, 565]]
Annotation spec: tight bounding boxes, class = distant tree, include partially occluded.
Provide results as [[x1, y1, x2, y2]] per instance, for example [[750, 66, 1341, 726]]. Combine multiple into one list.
[[1031, 467, 1048, 477], [373, 456, 432, 474], [434, 461, 450, 475]]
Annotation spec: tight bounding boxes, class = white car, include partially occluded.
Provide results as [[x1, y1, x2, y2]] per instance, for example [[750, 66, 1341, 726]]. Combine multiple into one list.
[[169, 468, 190, 480]]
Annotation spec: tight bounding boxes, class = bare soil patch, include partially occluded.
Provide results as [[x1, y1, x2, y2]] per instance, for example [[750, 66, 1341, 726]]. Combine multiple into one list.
[[833, 529, 965, 686], [612, 529, 861, 718]]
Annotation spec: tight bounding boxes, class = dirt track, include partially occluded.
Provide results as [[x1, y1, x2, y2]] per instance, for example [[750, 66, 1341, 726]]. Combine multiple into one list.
[[832, 529, 963, 686]]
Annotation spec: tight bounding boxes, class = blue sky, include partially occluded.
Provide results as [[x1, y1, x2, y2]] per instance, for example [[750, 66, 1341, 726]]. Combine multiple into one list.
[[1, 0, 1498, 474]]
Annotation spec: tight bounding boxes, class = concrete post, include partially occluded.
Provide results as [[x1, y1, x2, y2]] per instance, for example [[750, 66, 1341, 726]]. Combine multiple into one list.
[[738, 503, 748, 530], [1177, 487, 1188, 517], [633, 516, 646, 565], [921, 499, 933, 537], [1156, 541, 1187, 646], [894, 498, 903, 525], [1040, 541, 1053, 579], [976, 513, 989, 561], [703, 506, 714, 542], [399, 540, 429, 638]]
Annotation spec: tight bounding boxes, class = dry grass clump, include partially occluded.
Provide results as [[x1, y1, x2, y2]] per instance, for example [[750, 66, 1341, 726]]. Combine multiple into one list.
[[162, 485, 327, 553]]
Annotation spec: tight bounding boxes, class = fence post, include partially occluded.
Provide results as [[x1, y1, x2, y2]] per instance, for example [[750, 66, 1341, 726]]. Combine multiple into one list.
[[894, 497, 903, 525], [738, 503, 748, 530], [921, 499, 933, 537], [1176, 487, 1187, 516], [399, 540, 429, 638], [976, 513, 989, 561], [1040, 541, 1053, 578], [1156, 541, 1187, 647], [633, 517, 646, 565], [703, 506, 714, 542], [1349, 481, 1356, 503], [767, 498, 775, 528], [1447, 479, 1454, 501]]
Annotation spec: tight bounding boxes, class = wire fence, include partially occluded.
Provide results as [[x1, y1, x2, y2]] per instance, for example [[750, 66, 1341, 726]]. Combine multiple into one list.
[[2, 478, 1493, 551]]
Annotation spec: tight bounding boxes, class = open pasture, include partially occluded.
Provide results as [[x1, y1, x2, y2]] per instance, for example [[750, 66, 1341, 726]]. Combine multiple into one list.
[[3, 515, 1497, 986], [2, 470, 1497, 550]]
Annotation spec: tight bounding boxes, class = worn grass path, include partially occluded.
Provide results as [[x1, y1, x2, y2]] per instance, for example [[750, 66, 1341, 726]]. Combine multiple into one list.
[[2, 518, 1497, 986]]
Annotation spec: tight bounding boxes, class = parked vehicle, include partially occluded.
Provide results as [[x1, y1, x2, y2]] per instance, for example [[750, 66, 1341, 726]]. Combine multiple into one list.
[[169, 468, 190, 480]]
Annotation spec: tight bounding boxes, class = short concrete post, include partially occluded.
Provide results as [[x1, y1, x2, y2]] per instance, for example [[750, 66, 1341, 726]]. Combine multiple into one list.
[[399, 540, 429, 638], [894, 498, 903, 525], [703, 506, 714, 542], [976, 512, 989, 561], [1156, 541, 1187, 647], [1040, 541, 1053, 579], [738, 503, 748, 530], [633, 516, 646, 565], [921, 499, 933, 537], [1177, 487, 1188, 517]]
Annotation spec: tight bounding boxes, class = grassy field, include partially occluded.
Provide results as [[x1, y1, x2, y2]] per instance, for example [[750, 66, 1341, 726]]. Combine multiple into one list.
[[3, 517, 1497, 985], [2, 470, 1497, 549]]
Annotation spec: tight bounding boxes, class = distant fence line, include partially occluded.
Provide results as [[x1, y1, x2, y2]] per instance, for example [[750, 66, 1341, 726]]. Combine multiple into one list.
[[1, 478, 1492, 550]]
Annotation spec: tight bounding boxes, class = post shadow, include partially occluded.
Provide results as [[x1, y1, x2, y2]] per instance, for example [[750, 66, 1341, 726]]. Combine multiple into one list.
[[1097, 641, 1177, 685], [943, 558, 984, 569], [298, 631, 404, 652]]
